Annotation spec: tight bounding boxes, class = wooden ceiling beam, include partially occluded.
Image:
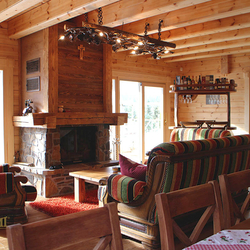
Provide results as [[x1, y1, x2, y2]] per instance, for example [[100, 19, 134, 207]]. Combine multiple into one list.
[[81, 0, 212, 27], [162, 47, 250, 63], [161, 38, 250, 58], [112, 0, 250, 36], [7, 0, 120, 39], [154, 13, 250, 42], [0, 0, 49, 23], [174, 27, 250, 50]]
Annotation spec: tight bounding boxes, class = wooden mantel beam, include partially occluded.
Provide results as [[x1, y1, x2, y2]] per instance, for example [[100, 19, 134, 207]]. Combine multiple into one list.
[[7, 0, 120, 39]]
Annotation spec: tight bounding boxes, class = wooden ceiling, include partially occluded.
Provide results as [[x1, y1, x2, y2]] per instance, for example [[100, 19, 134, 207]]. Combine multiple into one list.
[[1, 0, 250, 62]]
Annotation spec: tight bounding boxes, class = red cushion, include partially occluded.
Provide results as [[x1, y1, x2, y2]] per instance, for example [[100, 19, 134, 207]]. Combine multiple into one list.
[[119, 154, 147, 181]]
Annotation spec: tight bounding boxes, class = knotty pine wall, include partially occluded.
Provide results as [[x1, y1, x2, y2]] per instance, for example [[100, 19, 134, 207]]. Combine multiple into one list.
[[174, 53, 250, 135], [0, 22, 19, 163], [58, 23, 104, 113]]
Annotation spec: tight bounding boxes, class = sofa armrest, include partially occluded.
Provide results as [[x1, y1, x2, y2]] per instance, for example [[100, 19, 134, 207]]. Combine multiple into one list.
[[107, 174, 146, 204], [14, 175, 28, 184]]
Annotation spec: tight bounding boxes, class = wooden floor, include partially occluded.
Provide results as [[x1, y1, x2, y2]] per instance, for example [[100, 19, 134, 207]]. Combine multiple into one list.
[[0, 197, 145, 250]]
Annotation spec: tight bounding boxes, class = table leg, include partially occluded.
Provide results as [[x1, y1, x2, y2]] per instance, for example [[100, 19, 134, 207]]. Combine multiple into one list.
[[74, 177, 86, 202]]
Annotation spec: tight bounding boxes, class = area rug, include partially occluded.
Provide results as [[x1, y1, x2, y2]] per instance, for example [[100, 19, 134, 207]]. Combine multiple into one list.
[[29, 189, 99, 217]]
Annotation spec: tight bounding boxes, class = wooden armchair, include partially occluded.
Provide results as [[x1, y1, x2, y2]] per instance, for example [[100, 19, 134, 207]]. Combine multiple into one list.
[[155, 181, 224, 250], [7, 202, 123, 250], [218, 169, 250, 228], [0, 164, 37, 226]]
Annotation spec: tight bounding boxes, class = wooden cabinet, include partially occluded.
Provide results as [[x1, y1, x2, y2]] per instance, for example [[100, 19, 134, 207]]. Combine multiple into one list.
[[169, 82, 237, 129]]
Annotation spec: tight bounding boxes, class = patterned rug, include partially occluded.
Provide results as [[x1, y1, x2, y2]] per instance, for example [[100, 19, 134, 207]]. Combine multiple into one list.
[[29, 189, 99, 217]]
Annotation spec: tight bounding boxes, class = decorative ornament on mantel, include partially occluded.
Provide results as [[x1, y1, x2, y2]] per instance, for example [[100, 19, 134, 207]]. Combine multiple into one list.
[[60, 8, 176, 60]]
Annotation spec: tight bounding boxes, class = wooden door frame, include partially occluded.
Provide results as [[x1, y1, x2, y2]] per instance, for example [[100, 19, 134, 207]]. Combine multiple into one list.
[[113, 78, 166, 163]]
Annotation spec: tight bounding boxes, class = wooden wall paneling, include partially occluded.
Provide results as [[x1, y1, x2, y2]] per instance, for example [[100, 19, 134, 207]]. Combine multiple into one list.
[[173, 55, 247, 134], [165, 76, 172, 141], [244, 72, 250, 133], [21, 30, 49, 113], [48, 25, 58, 113], [58, 22, 104, 113], [103, 44, 112, 113], [221, 56, 229, 75]]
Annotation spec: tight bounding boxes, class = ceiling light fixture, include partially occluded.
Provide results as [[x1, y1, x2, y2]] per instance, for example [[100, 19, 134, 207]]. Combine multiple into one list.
[[62, 9, 176, 59]]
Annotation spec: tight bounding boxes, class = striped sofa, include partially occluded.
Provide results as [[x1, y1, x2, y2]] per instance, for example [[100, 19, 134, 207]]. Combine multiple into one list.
[[0, 164, 37, 226], [103, 134, 250, 249], [170, 127, 232, 141]]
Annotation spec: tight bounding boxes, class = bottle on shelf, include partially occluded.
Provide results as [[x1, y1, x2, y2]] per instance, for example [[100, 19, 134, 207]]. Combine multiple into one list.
[[198, 75, 202, 89], [180, 76, 184, 90], [187, 75, 191, 90], [183, 76, 187, 90]]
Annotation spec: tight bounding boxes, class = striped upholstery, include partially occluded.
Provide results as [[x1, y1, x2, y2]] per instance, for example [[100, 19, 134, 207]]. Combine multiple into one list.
[[148, 135, 250, 223], [0, 173, 14, 195], [107, 174, 146, 203], [170, 128, 232, 142], [0, 164, 10, 173], [22, 185, 37, 201]]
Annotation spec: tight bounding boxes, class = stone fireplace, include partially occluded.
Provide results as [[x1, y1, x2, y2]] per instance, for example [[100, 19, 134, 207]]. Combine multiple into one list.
[[13, 24, 127, 197], [16, 125, 110, 197]]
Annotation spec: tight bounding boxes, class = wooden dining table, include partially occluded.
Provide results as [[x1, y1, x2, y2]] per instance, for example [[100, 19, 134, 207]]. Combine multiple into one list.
[[183, 218, 250, 250]]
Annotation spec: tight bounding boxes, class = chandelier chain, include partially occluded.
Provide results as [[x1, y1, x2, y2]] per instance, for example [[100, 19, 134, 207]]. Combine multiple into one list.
[[98, 8, 103, 25], [158, 19, 163, 40], [144, 22, 149, 36], [84, 13, 88, 23]]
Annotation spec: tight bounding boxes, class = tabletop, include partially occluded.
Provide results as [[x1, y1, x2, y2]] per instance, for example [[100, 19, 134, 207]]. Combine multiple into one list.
[[183, 230, 250, 250]]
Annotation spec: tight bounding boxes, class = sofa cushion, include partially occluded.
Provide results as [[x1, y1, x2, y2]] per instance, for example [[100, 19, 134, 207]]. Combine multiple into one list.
[[119, 154, 147, 181], [170, 128, 232, 142], [107, 174, 146, 203], [0, 173, 14, 195]]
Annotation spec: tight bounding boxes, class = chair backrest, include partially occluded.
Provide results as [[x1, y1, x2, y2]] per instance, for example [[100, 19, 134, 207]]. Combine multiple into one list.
[[218, 169, 250, 228], [155, 181, 223, 250], [7, 202, 123, 250]]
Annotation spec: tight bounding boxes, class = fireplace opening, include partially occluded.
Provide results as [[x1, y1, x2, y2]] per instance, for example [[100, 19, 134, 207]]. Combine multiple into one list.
[[60, 126, 97, 165]]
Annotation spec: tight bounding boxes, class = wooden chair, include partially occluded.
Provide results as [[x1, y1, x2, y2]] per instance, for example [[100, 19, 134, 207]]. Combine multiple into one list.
[[218, 169, 250, 228], [155, 181, 224, 250], [7, 202, 123, 250]]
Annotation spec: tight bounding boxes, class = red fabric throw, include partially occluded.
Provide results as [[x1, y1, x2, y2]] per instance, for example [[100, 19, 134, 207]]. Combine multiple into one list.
[[29, 189, 98, 217]]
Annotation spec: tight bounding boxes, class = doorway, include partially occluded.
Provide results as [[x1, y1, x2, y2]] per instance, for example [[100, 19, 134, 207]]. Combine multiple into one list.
[[111, 80, 165, 163]]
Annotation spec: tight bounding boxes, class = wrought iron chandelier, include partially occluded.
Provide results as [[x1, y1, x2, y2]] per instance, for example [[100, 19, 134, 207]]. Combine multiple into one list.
[[62, 9, 176, 59]]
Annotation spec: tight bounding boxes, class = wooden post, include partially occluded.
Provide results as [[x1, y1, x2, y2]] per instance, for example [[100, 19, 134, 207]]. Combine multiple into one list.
[[103, 44, 112, 113], [174, 93, 178, 127], [244, 72, 250, 133], [227, 92, 231, 128], [48, 25, 58, 114]]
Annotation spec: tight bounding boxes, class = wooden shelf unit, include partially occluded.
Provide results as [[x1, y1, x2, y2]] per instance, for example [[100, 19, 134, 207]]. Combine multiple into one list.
[[170, 82, 237, 129]]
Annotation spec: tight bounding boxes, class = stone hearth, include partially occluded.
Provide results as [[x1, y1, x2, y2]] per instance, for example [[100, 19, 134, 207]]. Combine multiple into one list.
[[15, 125, 111, 197]]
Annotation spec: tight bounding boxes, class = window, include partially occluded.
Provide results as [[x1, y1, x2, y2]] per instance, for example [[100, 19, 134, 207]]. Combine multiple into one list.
[[111, 79, 165, 163]]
